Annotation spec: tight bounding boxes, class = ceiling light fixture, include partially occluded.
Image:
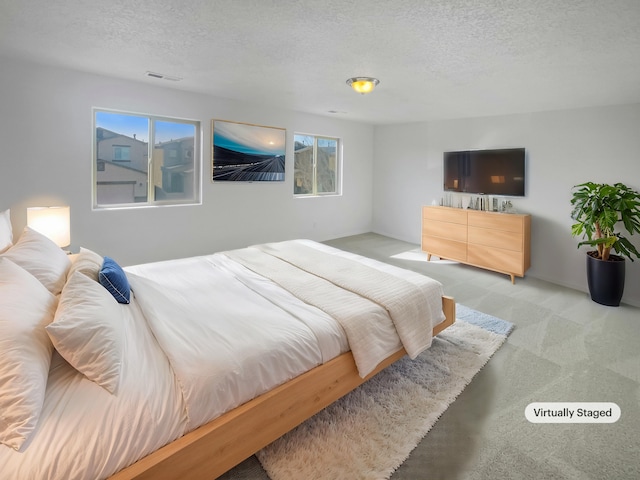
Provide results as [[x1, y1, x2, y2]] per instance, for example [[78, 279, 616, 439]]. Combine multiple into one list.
[[346, 77, 379, 95]]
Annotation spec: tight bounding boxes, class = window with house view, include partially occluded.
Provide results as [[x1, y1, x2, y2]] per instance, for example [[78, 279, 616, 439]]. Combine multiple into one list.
[[294, 134, 340, 196], [94, 109, 200, 208]]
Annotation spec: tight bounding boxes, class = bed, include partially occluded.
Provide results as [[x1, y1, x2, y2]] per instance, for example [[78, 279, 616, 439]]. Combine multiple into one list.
[[0, 210, 455, 480]]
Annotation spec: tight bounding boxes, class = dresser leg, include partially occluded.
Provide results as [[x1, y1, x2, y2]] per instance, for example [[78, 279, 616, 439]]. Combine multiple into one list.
[[510, 274, 515, 284]]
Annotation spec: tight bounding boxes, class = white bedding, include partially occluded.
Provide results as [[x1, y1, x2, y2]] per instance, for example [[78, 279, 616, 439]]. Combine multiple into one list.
[[225, 241, 445, 376], [0, 239, 445, 480], [0, 295, 186, 480], [126, 252, 348, 431]]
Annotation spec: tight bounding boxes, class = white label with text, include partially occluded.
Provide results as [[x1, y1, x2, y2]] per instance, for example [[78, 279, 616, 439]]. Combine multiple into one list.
[[525, 402, 620, 423]]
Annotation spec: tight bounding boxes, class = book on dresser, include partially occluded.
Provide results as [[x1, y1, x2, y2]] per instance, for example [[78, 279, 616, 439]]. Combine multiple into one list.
[[421, 205, 531, 283]]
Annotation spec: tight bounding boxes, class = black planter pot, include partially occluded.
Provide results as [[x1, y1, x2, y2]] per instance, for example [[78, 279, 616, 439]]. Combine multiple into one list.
[[586, 251, 625, 306]]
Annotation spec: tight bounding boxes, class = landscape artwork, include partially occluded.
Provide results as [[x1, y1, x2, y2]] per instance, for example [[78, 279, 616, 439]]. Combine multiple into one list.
[[212, 120, 286, 181]]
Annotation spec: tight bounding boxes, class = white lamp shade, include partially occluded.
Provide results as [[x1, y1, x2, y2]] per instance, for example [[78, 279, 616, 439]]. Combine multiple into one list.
[[27, 206, 71, 248]]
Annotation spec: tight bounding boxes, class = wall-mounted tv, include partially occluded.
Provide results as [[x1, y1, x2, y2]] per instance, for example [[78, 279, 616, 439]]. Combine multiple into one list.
[[443, 148, 526, 197]]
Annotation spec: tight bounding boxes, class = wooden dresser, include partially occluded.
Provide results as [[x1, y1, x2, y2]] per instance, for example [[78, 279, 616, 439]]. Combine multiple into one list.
[[421, 205, 531, 283]]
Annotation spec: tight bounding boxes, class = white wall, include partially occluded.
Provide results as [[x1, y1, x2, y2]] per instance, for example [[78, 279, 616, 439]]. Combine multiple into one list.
[[373, 105, 640, 307], [0, 58, 374, 266], [4, 57, 639, 307]]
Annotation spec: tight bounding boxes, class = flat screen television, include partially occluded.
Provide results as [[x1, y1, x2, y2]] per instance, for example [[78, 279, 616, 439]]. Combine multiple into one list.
[[443, 148, 526, 196]]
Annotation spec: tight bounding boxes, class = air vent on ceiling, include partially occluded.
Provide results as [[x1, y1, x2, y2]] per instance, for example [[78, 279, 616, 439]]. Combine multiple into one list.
[[145, 71, 182, 82]]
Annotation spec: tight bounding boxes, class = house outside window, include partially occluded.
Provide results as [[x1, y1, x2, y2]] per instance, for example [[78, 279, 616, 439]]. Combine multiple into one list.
[[294, 134, 340, 196], [94, 109, 201, 208]]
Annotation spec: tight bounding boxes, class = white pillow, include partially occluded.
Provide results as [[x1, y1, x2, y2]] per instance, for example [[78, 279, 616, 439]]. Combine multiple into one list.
[[2, 226, 71, 295], [67, 247, 103, 282], [46, 271, 124, 394], [0, 208, 12, 253], [0, 257, 57, 451]]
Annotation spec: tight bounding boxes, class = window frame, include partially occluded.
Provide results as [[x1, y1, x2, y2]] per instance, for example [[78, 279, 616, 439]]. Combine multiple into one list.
[[92, 108, 202, 210], [293, 133, 342, 197]]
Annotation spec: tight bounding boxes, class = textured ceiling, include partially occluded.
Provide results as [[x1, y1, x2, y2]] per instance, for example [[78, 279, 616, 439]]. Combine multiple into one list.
[[1, 0, 640, 124]]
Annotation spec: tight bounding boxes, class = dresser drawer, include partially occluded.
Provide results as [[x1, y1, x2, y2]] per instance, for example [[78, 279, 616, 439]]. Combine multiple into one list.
[[467, 244, 524, 276], [468, 226, 522, 252], [422, 236, 467, 262], [421, 205, 531, 282], [423, 221, 467, 242], [467, 211, 523, 233], [423, 206, 467, 225]]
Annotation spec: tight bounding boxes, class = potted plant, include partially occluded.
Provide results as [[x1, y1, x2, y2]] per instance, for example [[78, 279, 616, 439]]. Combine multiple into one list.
[[570, 182, 640, 306]]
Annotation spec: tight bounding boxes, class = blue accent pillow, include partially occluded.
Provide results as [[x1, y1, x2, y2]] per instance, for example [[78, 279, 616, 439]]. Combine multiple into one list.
[[98, 257, 130, 304]]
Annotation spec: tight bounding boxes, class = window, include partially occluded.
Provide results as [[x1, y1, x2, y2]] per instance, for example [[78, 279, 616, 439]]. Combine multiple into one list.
[[94, 110, 200, 208], [112, 146, 130, 161], [293, 134, 340, 196]]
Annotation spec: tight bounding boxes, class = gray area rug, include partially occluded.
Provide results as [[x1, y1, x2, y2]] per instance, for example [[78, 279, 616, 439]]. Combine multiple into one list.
[[254, 305, 513, 480]]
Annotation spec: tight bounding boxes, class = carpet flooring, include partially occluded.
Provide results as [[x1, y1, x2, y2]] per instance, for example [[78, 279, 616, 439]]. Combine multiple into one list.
[[256, 309, 512, 480]]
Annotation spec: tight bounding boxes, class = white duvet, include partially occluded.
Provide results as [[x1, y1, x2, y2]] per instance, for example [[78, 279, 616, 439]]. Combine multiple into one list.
[[226, 240, 445, 376], [0, 240, 445, 480], [126, 252, 349, 431]]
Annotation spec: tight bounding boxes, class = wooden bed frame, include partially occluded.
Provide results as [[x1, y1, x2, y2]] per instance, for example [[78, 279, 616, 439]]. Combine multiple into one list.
[[110, 296, 456, 480]]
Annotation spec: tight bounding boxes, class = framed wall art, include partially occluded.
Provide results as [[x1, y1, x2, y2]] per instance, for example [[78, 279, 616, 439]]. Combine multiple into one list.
[[211, 119, 286, 182]]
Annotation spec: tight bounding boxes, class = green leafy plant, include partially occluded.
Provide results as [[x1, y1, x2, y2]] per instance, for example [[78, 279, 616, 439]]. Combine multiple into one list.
[[570, 182, 640, 261]]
